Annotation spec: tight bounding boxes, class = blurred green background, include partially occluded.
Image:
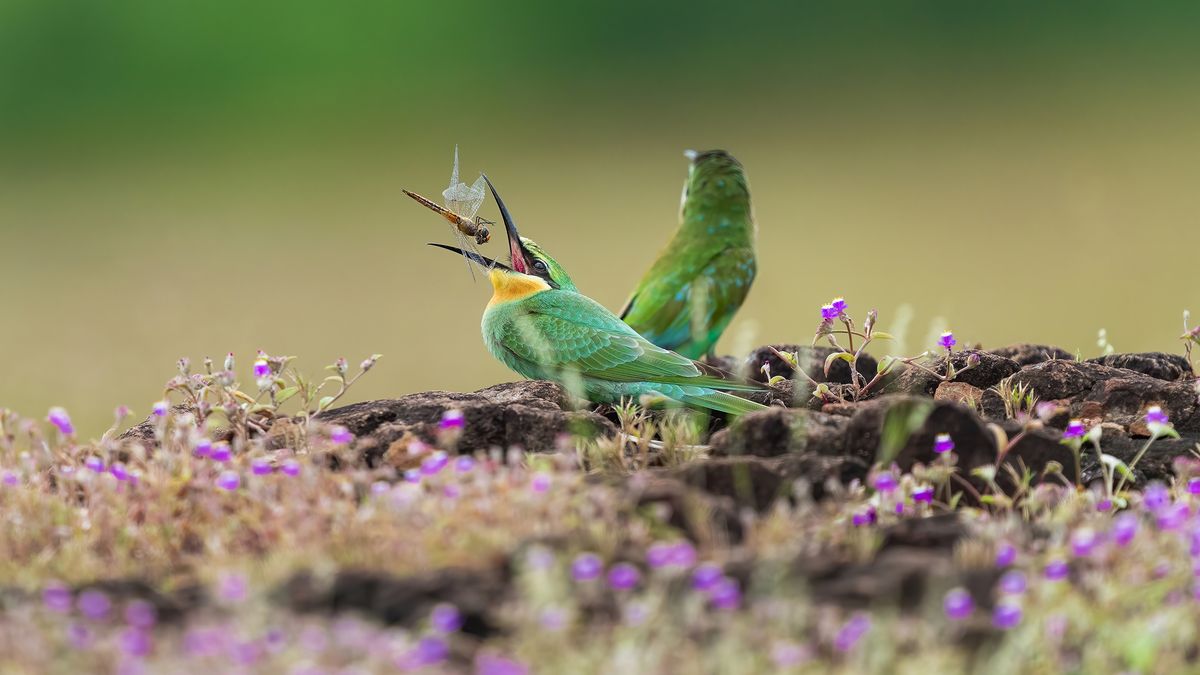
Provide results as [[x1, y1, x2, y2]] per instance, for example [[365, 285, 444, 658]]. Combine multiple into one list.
[[2, 1, 1199, 434]]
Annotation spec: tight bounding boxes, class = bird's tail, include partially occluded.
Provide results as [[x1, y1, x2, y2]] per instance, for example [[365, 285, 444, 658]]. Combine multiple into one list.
[[679, 390, 766, 417]]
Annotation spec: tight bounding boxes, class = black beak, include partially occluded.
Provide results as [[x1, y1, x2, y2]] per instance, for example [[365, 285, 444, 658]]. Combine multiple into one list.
[[482, 174, 530, 275], [427, 243, 511, 271]]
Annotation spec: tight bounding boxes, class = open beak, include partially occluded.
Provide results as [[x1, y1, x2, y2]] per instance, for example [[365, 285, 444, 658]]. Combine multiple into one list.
[[482, 174, 530, 275], [427, 243, 510, 271]]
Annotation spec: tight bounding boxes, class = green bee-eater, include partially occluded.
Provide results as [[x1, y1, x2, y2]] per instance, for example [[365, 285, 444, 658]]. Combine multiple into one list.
[[619, 149, 756, 360], [429, 177, 766, 416]]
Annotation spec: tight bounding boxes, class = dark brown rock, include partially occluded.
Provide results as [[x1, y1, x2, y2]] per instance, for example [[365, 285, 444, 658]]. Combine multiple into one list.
[[990, 344, 1074, 366], [1086, 352, 1194, 382], [746, 345, 878, 386], [708, 408, 848, 458], [311, 381, 618, 464], [1011, 360, 1198, 432], [624, 475, 744, 543], [280, 566, 509, 637], [668, 454, 867, 512], [885, 351, 1020, 397]]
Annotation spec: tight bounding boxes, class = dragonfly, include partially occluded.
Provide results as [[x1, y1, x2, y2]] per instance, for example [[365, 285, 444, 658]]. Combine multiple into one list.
[[404, 146, 493, 253]]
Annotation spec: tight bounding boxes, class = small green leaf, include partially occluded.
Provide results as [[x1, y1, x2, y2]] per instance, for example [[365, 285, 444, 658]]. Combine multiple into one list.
[[276, 386, 300, 405], [1101, 454, 1134, 480], [871, 332, 895, 341], [317, 396, 335, 412]]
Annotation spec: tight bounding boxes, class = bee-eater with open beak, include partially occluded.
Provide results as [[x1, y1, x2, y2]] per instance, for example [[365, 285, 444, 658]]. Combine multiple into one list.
[[430, 177, 766, 416], [619, 150, 756, 360]]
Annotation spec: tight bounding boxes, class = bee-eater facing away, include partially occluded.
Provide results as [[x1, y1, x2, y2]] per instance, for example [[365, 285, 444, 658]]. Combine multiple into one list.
[[620, 150, 756, 360], [430, 177, 766, 416]]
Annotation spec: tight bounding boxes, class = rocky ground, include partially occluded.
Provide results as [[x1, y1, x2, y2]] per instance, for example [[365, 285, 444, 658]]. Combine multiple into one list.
[[3, 344, 1199, 673]]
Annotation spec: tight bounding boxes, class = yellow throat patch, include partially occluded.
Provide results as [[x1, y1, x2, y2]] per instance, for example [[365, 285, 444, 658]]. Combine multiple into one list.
[[487, 268, 551, 307]]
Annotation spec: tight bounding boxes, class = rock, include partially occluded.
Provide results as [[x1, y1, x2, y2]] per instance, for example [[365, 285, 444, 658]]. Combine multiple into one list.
[[667, 454, 867, 512], [745, 345, 878, 386], [885, 351, 1020, 397], [794, 515, 999, 612], [935, 381, 984, 408], [1075, 431, 1200, 485], [280, 566, 509, 637], [622, 474, 744, 543], [842, 396, 1078, 493], [993, 423, 1080, 487], [1086, 352, 1194, 382], [311, 381, 618, 465], [736, 379, 800, 409], [990, 344, 1074, 366], [708, 408, 848, 458], [1010, 360, 1198, 432]]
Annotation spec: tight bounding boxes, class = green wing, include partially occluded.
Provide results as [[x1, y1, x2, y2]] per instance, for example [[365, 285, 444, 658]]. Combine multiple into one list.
[[496, 291, 760, 391], [620, 247, 756, 359]]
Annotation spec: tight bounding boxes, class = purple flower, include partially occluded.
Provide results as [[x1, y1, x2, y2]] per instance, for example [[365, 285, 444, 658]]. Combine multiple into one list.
[[252, 359, 271, 379], [421, 451, 449, 475], [1044, 558, 1069, 581], [455, 456, 476, 473], [329, 425, 354, 445], [1097, 498, 1113, 512], [43, 582, 72, 613], [78, 590, 111, 620], [124, 600, 157, 629], [85, 456, 105, 473], [1113, 512, 1139, 546], [829, 297, 847, 315], [120, 628, 153, 658], [1062, 420, 1086, 440], [668, 541, 697, 567], [912, 487, 935, 503], [851, 506, 877, 527], [2, 471, 18, 487], [404, 468, 421, 483], [943, 587, 974, 621], [646, 542, 673, 568], [691, 563, 724, 591], [530, 472, 552, 493], [1035, 401, 1058, 422], [1145, 482, 1171, 512], [607, 563, 641, 590], [995, 542, 1017, 567], [1070, 528, 1098, 558], [708, 576, 741, 610], [440, 409, 466, 430], [430, 603, 463, 633], [110, 463, 129, 482], [571, 553, 603, 582], [475, 654, 530, 675], [216, 470, 240, 491], [1145, 406, 1170, 426], [833, 614, 871, 652], [251, 458, 273, 476], [820, 304, 840, 321], [1157, 502, 1190, 531], [998, 570, 1027, 595], [933, 433, 955, 454], [992, 602, 1022, 629], [280, 458, 301, 477], [151, 401, 169, 418], [938, 331, 956, 350], [47, 407, 75, 436], [1188, 477, 1200, 495], [402, 636, 449, 669], [193, 438, 213, 458], [872, 471, 898, 493], [210, 443, 232, 462]]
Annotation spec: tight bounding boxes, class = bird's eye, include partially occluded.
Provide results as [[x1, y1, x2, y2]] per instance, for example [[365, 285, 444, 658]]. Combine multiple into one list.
[[532, 259, 549, 274]]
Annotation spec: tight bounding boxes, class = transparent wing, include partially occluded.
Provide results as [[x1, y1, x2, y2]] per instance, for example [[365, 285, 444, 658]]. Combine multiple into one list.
[[444, 175, 486, 220]]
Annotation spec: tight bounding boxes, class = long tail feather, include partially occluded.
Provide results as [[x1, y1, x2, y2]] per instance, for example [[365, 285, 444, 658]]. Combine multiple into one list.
[[679, 391, 766, 416]]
